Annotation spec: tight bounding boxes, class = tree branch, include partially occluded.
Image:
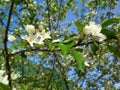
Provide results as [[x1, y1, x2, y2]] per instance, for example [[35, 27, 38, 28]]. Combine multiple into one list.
[[9, 40, 98, 57], [3, 0, 15, 88], [54, 53, 69, 90], [45, 64, 54, 90]]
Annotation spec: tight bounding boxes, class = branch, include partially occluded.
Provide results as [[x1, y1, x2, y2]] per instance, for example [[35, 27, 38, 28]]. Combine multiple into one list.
[[88, 70, 108, 87], [45, 63, 55, 90], [54, 53, 69, 90], [9, 40, 97, 57], [3, 0, 15, 88]]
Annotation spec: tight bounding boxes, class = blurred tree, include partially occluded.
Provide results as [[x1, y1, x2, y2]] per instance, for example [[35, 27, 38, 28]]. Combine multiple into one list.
[[0, 0, 120, 90]]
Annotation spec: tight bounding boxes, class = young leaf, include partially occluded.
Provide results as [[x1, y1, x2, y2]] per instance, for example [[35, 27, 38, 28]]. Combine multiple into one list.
[[58, 40, 75, 56], [101, 29, 116, 39], [49, 43, 55, 51], [70, 49, 85, 72], [101, 17, 120, 29], [91, 44, 98, 55], [74, 21, 85, 31]]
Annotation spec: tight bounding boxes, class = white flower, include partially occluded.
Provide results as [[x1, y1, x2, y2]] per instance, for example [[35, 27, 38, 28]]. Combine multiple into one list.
[[21, 35, 37, 47], [5, 0, 9, 2], [1, 75, 9, 85], [12, 88, 16, 90], [37, 30, 51, 40], [21, 25, 51, 47], [38, 25, 44, 31], [25, 25, 35, 35], [34, 36, 44, 45], [11, 73, 20, 80], [8, 34, 16, 42], [93, 33, 107, 42], [0, 70, 5, 75], [83, 22, 101, 35], [0, 70, 9, 85], [84, 61, 90, 66], [83, 21, 106, 42]]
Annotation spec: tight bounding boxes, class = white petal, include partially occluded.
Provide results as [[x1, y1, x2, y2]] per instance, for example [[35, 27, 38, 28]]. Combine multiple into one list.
[[21, 35, 28, 40], [21, 35, 36, 47], [8, 34, 16, 42], [25, 25, 35, 34], [93, 33, 107, 42], [0, 70, 5, 75], [36, 41, 44, 45], [83, 21, 102, 35], [38, 30, 51, 40], [84, 61, 90, 66], [52, 39, 61, 43]]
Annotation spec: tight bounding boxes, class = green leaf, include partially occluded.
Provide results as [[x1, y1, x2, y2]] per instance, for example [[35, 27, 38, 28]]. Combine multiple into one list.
[[21, 51, 27, 58], [91, 44, 98, 55], [101, 17, 120, 29], [74, 20, 85, 31], [108, 45, 120, 57], [0, 83, 11, 90], [70, 49, 85, 72], [58, 40, 75, 56], [49, 43, 55, 51], [101, 29, 116, 39]]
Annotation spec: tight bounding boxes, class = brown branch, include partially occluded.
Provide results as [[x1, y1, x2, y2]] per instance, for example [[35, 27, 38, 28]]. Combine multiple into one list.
[[3, 0, 15, 88], [45, 64, 54, 90], [88, 70, 108, 87], [54, 53, 69, 90], [9, 40, 97, 57]]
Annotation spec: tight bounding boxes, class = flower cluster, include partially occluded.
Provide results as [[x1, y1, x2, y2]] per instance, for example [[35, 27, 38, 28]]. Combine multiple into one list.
[[0, 70, 9, 85], [0, 70, 20, 85], [83, 21, 107, 42], [21, 25, 51, 47]]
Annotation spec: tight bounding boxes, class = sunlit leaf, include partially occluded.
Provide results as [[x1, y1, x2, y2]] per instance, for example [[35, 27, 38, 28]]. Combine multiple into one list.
[[101, 29, 116, 39], [101, 17, 120, 29], [0, 83, 11, 90], [74, 20, 85, 31], [70, 49, 85, 72], [49, 43, 55, 51], [58, 40, 75, 56]]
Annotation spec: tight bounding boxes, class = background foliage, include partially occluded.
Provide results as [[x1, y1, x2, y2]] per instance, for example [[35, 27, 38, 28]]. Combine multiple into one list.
[[0, 0, 120, 90]]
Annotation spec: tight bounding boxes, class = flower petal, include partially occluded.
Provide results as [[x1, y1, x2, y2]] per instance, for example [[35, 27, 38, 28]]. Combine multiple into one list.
[[8, 34, 16, 42], [93, 33, 107, 42], [83, 21, 102, 35], [25, 25, 35, 35], [84, 61, 90, 66]]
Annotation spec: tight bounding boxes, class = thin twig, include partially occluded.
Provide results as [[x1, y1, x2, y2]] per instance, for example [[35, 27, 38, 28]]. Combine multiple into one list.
[[3, 0, 15, 87], [45, 63, 54, 90], [54, 53, 69, 90]]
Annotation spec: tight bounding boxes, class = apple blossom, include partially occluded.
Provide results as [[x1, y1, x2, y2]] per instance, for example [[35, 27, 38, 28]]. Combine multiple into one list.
[[0, 70, 9, 85], [83, 21, 106, 42], [8, 34, 16, 42], [84, 61, 90, 66], [21, 35, 37, 47], [25, 25, 35, 35], [37, 29, 51, 41], [21, 25, 52, 47]]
